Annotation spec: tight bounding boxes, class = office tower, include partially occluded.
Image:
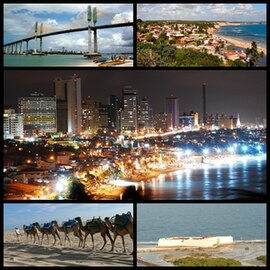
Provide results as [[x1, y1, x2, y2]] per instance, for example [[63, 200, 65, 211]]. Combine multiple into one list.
[[138, 96, 153, 129], [3, 108, 24, 139], [165, 95, 179, 129], [179, 111, 199, 129], [81, 96, 99, 133], [236, 113, 241, 128], [153, 112, 172, 131], [98, 103, 109, 129], [18, 92, 56, 136], [122, 86, 138, 131], [202, 83, 206, 126], [219, 115, 237, 129], [108, 95, 122, 132], [54, 75, 81, 134]]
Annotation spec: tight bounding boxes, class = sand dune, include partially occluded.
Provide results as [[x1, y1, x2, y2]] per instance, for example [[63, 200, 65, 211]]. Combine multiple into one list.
[[4, 230, 133, 267]]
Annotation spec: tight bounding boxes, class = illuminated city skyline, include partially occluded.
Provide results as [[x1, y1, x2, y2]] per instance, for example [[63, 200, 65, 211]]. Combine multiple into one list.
[[4, 70, 266, 125]]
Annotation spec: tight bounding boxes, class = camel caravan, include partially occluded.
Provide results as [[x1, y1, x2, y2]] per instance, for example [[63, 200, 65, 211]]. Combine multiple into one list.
[[20, 211, 133, 253]]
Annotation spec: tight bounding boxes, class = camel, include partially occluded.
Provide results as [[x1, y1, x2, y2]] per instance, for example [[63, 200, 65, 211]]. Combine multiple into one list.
[[23, 224, 40, 244], [74, 217, 113, 250], [52, 219, 83, 247], [33, 222, 62, 246], [104, 211, 133, 253]]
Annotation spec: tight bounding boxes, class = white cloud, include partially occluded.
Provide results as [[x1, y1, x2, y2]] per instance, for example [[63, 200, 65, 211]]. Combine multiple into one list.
[[46, 18, 58, 25], [112, 11, 133, 24], [137, 4, 266, 21]]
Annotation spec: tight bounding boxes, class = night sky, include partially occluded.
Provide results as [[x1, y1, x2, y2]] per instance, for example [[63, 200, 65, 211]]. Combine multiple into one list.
[[4, 70, 266, 123]]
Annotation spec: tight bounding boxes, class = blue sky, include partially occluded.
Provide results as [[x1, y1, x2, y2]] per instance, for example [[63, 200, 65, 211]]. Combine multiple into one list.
[[4, 4, 133, 53], [137, 4, 266, 22], [4, 203, 133, 230]]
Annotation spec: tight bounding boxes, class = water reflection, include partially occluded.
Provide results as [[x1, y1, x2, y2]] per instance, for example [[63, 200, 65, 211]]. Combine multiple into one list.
[[139, 157, 266, 200]]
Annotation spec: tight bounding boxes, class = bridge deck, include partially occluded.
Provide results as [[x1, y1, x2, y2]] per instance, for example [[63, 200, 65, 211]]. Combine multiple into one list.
[[4, 22, 133, 46]]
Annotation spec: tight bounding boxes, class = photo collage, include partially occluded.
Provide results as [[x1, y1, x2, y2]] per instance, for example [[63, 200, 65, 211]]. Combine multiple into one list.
[[3, 2, 267, 268]]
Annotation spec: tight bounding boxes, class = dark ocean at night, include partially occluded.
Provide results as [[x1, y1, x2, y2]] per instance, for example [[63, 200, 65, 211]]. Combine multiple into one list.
[[138, 156, 266, 200]]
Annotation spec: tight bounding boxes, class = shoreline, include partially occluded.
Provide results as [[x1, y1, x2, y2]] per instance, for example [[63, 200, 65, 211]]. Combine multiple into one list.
[[120, 154, 265, 183], [213, 23, 266, 55]]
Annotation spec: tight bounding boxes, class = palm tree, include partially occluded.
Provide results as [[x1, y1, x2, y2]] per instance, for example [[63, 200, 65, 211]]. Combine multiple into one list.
[[245, 41, 264, 67]]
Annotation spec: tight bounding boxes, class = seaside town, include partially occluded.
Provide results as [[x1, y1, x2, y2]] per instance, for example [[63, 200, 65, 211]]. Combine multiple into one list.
[[137, 21, 266, 67], [4, 75, 266, 200]]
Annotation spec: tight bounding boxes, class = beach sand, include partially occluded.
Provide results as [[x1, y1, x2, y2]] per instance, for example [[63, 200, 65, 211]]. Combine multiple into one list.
[[216, 34, 266, 55], [4, 230, 133, 267], [206, 22, 266, 55], [77, 59, 133, 67]]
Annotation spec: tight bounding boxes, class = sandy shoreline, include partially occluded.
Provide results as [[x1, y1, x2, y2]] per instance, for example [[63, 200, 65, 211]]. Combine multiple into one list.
[[212, 23, 266, 55], [75, 59, 133, 67], [137, 241, 267, 267], [4, 230, 133, 266]]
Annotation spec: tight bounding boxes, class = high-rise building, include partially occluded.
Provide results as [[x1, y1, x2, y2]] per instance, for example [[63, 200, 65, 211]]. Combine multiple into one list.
[[202, 83, 206, 126], [122, 86, 138, 131], [153, 112, 172, 131], [179, 111, 199, 129], [54, 75, 82, 134], [138, 96, 153, 129], [236, 113, 241, 128], [98, 103, 109, 129], [18, 92, 56, 136], [165, 95, 179, 129], [108, 95, 122, 132], [3, 108, 24, 139], [219, 115, 237, 129], [81, 96, 99, 133]]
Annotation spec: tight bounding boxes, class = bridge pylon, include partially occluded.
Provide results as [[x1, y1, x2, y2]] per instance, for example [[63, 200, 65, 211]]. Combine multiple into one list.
[[83, 5, 101, 59]]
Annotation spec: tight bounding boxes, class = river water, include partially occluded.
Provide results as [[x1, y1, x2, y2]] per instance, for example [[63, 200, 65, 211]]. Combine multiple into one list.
[[137, 156, 266, 200]]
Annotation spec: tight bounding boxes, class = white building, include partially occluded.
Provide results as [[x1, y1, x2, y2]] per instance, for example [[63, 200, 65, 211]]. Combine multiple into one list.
[[3, 108, 23, 139], [18, 92, 56, 136]]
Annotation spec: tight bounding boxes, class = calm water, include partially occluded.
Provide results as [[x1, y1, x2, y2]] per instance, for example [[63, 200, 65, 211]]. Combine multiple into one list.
[[218, 24, 266, 48], [138, 157, 266, 200], [137, 204, 266, 242], [4, 53, 133, 67]]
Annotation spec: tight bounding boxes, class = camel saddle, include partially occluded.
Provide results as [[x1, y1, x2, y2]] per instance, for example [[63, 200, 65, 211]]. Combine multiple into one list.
[[25, 224, 34, 231], [63, 219, 78, 228], [86, 217, 102, 228], [113, 211, 132, 226], [42, 222, 53, 229]]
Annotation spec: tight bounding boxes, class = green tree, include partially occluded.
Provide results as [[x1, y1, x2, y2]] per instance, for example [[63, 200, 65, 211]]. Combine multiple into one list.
[[245, 41, 264, 66], [215, 45, 220, 54], [146, 34, 156, 43], [174, 48, 223, 67], [227, 59, 246, 67], [137, 47, 161, 67], [65, 177, 90, 200], [195, 40, 202, 46]]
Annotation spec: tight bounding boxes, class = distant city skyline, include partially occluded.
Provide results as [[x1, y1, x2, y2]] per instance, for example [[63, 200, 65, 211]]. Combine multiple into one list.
[[4, 203, 133, 230], [137, 3, 266, 22], [4, 70, 266, 124], [4, 3, 133, 52]]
